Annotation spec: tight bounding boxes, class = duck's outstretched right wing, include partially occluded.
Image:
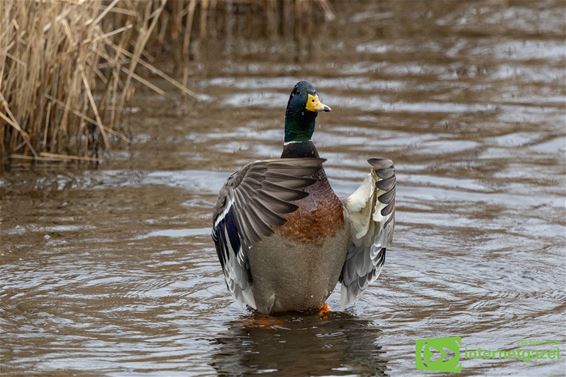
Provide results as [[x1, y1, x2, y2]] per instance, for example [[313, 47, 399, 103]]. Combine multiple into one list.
[[340, 158, 396, 307], [211, 158, 325, 309]]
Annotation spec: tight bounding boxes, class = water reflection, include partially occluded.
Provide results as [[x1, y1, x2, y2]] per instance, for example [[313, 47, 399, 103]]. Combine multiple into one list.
[[1, 0, 565, 376], [211, 312, 388, 376]]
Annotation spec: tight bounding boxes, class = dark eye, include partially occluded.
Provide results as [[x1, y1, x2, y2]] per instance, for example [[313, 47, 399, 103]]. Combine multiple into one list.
[[311, 99, 315, 102]]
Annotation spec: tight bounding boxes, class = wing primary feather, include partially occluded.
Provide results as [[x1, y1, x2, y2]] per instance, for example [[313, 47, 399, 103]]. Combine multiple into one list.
[[265, 172, 317, 187], [376, 167, 395, 179], [367, 158, 393, 170], [378, 187, 395, 204], [261, 181, 310, 201], [384, 214, 395, 228], [257, 190, 299, 214], [381, 201, 395, 217], [249, 197, 287, 227], [268, 158, 326, 169], [376, 176, 396, 191], [244, 206, 275, 238], [233, 191, 262, 244]]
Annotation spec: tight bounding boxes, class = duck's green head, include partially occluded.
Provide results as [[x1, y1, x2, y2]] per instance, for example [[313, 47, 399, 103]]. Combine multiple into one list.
[[284, 81, 331, 143]]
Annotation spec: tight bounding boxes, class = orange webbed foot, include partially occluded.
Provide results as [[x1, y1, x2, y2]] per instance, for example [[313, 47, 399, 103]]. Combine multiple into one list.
[[318, 303, 332, 319]]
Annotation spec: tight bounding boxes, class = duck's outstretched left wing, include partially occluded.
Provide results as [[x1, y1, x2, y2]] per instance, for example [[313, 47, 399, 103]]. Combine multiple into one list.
[[212, 158, 325, 309], [340, 158, 396, 307]]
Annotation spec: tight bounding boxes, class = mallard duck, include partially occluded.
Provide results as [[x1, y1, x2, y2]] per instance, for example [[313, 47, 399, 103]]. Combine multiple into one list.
[[212, 81, 395, 314]]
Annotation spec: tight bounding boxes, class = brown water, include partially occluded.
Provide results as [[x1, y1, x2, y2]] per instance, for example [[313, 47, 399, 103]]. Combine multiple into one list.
[[1, 1, 565, 376]]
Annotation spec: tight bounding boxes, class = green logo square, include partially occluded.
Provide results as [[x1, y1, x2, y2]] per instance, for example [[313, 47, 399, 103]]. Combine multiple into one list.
[[416, 336, 462, 373]]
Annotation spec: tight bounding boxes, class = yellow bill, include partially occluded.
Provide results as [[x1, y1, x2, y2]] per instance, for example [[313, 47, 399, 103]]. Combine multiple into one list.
[[306, 94, 331, 112]]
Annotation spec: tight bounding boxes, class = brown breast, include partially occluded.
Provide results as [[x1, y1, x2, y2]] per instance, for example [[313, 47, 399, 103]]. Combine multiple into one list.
[[278, 169, 344, 245]]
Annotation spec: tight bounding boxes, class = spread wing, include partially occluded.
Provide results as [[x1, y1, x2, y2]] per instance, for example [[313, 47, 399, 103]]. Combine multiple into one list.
[[211, 158, 325, 309], [340, 158, 396, 307]]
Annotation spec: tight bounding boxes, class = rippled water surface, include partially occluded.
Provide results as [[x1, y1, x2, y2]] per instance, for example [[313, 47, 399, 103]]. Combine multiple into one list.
[[1, 1, 565, 376]]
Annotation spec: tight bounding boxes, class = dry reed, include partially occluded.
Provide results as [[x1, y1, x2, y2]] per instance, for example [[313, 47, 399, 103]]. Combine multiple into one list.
[[0, 0, 334, 164]]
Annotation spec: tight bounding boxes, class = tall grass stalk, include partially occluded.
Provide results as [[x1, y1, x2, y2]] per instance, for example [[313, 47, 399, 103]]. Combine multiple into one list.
[[0, 0, 333, 164]]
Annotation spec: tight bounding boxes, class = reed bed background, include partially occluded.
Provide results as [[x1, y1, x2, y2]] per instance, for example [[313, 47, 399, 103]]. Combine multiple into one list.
[[0, 0, 333, 164]]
